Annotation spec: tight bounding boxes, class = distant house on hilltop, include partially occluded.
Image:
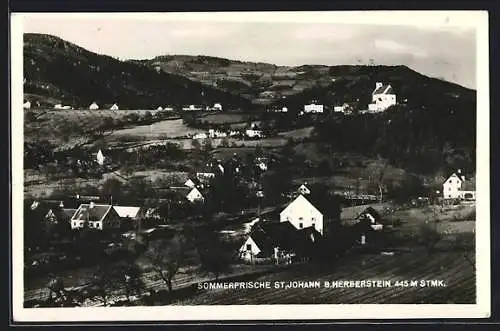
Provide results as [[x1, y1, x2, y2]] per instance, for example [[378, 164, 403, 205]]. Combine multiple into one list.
[[368, 82, 397, 112], [304, 101, 324, 114], [110, 103, 119, 111], [442, 169, 476, 200], [89, 102, 99, 110], [23, 100, 31, 109]]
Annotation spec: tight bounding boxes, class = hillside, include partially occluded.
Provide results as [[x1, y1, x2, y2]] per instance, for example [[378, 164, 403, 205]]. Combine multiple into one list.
[[137, 55, 475, 108], [23, 34, 253, 110]]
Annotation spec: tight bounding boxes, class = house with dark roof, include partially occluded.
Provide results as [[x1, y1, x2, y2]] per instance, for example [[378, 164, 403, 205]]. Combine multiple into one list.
[[368, 82, 396, 112], [239, 221, 322, 263], [351, 206, 386, 246], [70, 203, 122, 230], [442, 169, 476, 200]]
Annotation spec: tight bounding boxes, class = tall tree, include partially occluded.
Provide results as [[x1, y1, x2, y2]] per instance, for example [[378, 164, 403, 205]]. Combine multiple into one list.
[[144, 235, 187, 292]]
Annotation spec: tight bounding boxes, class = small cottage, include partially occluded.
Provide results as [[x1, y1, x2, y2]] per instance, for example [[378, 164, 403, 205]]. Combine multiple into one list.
[[443, 169, 476, 200], [368, 82, 396, 112], [96, 149, 105, 166], [89, 102, 99, 110], [23, 100, 31, 109], [297, 184, 311, 195], [70, 203, 122, 230], [110, 103, 119, 111], [186, 187, 204, 203]]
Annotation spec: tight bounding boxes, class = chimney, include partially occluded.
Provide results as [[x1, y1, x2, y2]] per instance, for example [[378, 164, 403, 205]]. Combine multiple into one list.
[[59, 201, 64, 208]]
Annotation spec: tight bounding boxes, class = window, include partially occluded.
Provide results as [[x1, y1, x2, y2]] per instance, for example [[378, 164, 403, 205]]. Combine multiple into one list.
[[312, 223, 315, 228], [79, 221, 84, 227], [72, 221, 76, 228], [312, 217, 315, 222], [448, 187, 451, 191], [246, 244, 251, 251], [299, 217, 303, 221], [299, 223, 303, 229]]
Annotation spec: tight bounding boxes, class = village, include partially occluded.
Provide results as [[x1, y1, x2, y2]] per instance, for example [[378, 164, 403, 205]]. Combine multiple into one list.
[[23, 80, 477, 307]]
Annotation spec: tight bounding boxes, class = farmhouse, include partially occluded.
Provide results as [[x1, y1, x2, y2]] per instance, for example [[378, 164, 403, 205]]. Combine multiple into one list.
[[110, 103, 119, 111], [186, 187, 204, 203], [442, 170, 476, 200], [70, 203, 122, 230], [239, 221, 322, 263], [212, 103, 223, 111], [182, 105, 203, 111], [113, 206, 142, 219], [54, 104, 72, 110], [368, 82, 397, 112], [184, 178, 198, 189], [351, 207, 386, 246], [354, 207, 384, 231], [280, 194, 324, 235], [23, 100, 31, 109], [208, 129, 228, 138], [193, 132, 208, 139], [304, 102, 324, 114], [89, 102, 99, 110], [96, 149, 106, 166], [297, 184, 311, 195]]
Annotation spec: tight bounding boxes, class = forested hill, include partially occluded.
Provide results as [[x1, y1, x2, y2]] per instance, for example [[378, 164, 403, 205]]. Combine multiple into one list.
[[23, 34, 253, 109]]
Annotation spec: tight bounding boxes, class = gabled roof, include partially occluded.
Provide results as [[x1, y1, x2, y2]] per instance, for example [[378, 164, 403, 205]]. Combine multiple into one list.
[[355, 207, 383, 224], [281, 194, 322, 217], [373, 84, 394, 95], [71, 204, 113, 222], [113, 206, 141, 218], [249, 221, 299, 255]]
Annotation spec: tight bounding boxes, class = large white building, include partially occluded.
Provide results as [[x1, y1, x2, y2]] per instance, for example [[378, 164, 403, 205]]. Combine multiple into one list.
[[280, 194, 324, 235], [304, 103, 324, 114], [368, 82, 397, 112], [442, 170, 476, 200]]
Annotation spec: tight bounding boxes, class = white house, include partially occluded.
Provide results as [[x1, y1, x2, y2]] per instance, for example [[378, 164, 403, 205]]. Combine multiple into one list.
[[156, 106, 163, 111], [96, 149, 105, 166], [110, 103, 119, 111], [186, 187, 204, 203], [89, 102, 99, 110], [239, 236, 262, 262], [368, 82, 397, 112], [184, 178, 197, 189], [297, 184, 311, 195], [280, 194, 324, 235], [213, 103, 223, 111], [113, 206, 142, 219], [163, 106, 174, 111], [304, 103, 324, 114], [54, 104, 72, 110], [193, 132, 208, 139], [182, 105, 203, 111], [442, 170, 476, 200], [208, 129, 227, 138], [23, 100, 31, 109], [70, 203, 122, 230], [245, 129, 263, 139]]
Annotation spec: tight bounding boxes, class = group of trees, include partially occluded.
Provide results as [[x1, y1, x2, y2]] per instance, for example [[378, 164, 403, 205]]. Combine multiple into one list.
[[313, 105, 475, 175]]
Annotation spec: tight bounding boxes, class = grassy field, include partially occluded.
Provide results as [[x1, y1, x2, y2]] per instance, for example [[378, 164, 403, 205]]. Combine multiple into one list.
[[199, 113, 251, 124], [109, 118, 203, 140], [174, 250, 475, 304]]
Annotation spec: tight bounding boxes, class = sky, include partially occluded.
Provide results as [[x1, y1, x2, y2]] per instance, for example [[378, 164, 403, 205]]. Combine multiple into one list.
[[22, 12, 478, 89]]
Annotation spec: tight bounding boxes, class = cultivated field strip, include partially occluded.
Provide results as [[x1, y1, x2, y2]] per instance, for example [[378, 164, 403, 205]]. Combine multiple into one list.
[[178, 252, 475, 305]]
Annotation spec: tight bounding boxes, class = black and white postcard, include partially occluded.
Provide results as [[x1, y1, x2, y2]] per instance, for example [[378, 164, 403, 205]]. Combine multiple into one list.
[[10, 11, 490, 322]]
